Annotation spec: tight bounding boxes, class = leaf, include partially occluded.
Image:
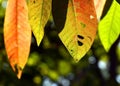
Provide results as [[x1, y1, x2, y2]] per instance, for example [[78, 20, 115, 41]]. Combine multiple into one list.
[[94, 0, 106, 20], [4, 0, 31, 78], [59, 0, 98, 62], [28, 0, 52, 46], [98, 0, 120, 52]]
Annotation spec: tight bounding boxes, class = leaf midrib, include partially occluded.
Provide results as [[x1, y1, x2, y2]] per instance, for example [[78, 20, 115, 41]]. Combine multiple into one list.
[[16, 0, 18, 63]]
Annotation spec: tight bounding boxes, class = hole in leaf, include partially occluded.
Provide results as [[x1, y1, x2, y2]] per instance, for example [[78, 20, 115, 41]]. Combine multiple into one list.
[[75, 59, 79, 62], [77, 41, 83, 46], [70, 49, 73, 53], [90, 15, 94, 19], [77, 35, 84, 39]]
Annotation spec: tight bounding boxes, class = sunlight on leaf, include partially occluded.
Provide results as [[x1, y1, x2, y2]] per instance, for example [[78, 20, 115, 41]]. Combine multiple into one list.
[[4, 0, 31, 78], [94, 0, 106, 20], [28, 0, 52, 46], [98, 0, 120, 52], [59, 0, 98, 62]]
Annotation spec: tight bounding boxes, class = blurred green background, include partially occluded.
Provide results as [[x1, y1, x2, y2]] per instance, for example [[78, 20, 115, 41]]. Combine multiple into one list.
[[0, 0, 120, 86]]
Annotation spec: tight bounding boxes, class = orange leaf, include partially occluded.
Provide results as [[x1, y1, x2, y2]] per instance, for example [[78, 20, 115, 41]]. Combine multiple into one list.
[[59, 0, 98, 62], [4, 0, 31, 78]]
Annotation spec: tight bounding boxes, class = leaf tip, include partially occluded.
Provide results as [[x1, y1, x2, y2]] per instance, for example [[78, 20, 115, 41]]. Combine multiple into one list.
[[36, 41, 41, 46], [36, 38, 43, 46], [13, 64, 23, 79], [74, 59, 80, 63], [104, 45, 110, 52], [34, 32, 44, 46], [17, 71, 22, 79], [73, 54, 85, 63]]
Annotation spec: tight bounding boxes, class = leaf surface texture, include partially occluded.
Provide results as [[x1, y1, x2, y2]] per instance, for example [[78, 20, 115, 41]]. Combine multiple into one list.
[[59, 0, 98, 62], [98, 0, 120, 51], [28, 0, 52, 45], [94, 0, 106, 20], [4, 0, 31, 78]]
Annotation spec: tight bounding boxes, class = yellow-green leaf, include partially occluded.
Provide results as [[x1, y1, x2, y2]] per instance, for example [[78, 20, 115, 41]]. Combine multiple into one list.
[[59, 0, 98, 62], [98, 0, 120, 51], [4, 0, 31, 78], [28, 0, 52, 46]]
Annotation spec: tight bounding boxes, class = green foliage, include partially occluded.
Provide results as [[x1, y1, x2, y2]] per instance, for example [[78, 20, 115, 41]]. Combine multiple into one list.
[[98, 0, 120, 51]]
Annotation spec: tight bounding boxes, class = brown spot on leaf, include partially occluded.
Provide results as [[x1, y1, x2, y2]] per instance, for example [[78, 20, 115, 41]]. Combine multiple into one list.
[[80, 22, 86, 28], [87, 36, 92, 41], [75, 59, 79, 62]]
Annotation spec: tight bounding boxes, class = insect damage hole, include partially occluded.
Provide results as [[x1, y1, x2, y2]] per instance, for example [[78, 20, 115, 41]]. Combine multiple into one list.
[[90, 15, 94, 19], [77, 41, 83, 46], [70, 49, 74, 54], [75, 59, 79, 62], [77, 35, 84, 39]]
